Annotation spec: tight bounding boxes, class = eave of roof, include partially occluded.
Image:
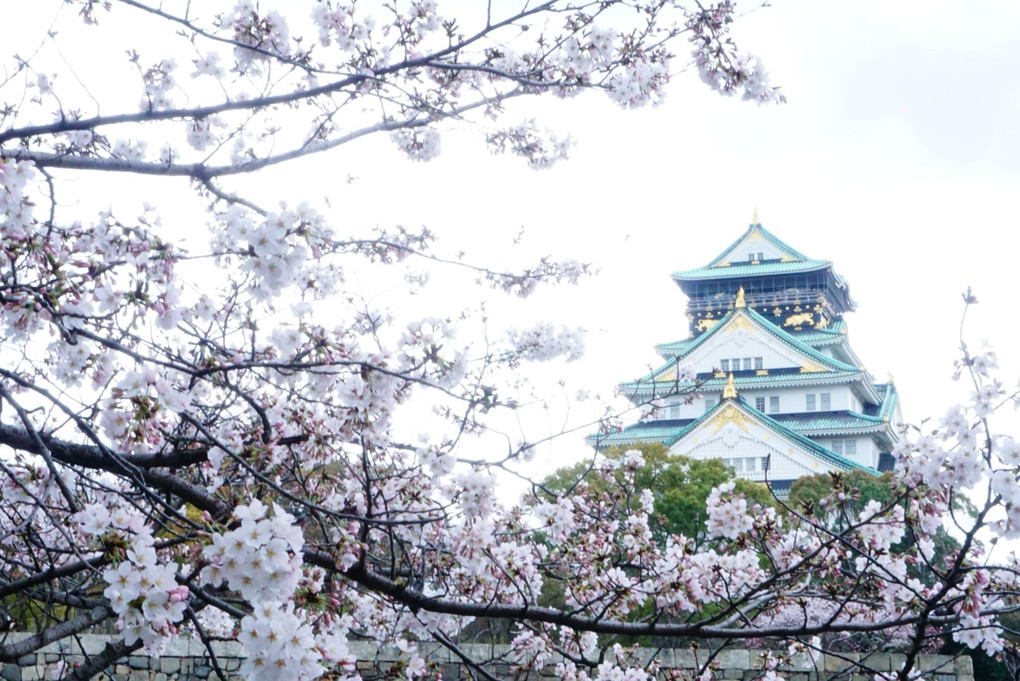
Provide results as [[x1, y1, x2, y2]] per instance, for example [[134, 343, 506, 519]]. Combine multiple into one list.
[[586, 419, 695, 448], [619, 369, 865, 399], [672, 259, 831, 282], [721, 398, 876, 472], [591, 398, 877, 474], [655, 338, 697, 358], [704, 222, 811, 268], [633, 306, 859, 378], [592, 409, 896, 446], [875, 383, 899, 422], [788, 321, 846, 345], [655, 320, 849, 360], [770, 410, 888, 436]]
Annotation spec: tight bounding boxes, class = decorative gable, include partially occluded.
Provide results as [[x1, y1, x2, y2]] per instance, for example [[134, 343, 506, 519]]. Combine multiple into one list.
[[667, 401, 869, 482], [705, 222, 809, 268], [653, 308, 853, 379]]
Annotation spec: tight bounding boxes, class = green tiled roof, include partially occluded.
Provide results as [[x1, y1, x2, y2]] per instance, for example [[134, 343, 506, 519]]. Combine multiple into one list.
[[673, 259, 830, 282], [788, 321, 846, 345], [875, 383, 899, 421], [655, 319, 848, 359], [771, 411, 887, 435], [592, 408, 896, 447], [710, 223, 809, 267], [631, 305, 859, 386], [589, 398, 877, 474], [588, 420, 693, 448], [672, 222, 833, 281], [655, 338, 697, 358], [619, 368, 863, 399], [747, 400, 878, 473]]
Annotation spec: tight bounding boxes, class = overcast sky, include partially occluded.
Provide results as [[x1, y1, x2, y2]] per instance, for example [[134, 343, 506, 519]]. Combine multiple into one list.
[[8, 0, 1020, 475], [307, 0, 1020, 447]]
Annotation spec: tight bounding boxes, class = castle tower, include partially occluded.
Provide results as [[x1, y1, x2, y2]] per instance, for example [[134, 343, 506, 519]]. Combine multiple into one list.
[[594, 216, 901, 494]]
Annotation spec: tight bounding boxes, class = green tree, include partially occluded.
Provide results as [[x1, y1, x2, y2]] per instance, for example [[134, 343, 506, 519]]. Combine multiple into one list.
[[788, 470, 965, 587], [787, 469, 896, 515], [541, 443, 773, 544]]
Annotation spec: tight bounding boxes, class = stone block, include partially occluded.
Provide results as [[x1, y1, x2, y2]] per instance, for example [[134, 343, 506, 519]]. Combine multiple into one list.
[[158, 658, 180, 675], [649, 649, 673, 668], [128, 656, 149, 670], [669, 649, 700, 668], [67, 637, 91, 656], [0, 638, 975, 681], [866, 652, 893, 671], [714, 649, 750, 669], [954, 655, 974, 675], [823, 653, 859, 673]]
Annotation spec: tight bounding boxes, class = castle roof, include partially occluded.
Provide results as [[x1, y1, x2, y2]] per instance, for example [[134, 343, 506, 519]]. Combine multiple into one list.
[[672, 222, 826, 281], [670, 221, 856, 316], [656, 319, 850, 359], [591, 397, 878, 475], [622, 304, 880, 403]]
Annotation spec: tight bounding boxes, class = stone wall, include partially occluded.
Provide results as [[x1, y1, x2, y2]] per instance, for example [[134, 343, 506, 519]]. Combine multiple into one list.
[[1, 635, 974, 681]]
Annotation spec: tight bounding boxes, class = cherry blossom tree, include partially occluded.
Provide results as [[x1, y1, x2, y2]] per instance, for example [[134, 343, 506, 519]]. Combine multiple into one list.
[[1, 2, 1016, 681]]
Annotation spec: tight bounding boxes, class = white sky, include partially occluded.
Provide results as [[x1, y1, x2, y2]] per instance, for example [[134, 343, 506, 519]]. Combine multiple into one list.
[[7, 0, 1020, 478], [296, 0, 1020, 471]]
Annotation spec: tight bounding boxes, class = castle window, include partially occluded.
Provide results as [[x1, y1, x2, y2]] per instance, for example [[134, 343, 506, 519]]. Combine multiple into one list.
[[755, 356, 764, 370], [742, 357, 754, 371], [720, 359, 729, 372], [806, 394, 816, 411], [769, 396, 780, 412], [731, 357, 741, 371], [755, 397, 766, 411], [820, 392, 831, 410], [704, 398, 715, 413], [831, 439, 858, 456]]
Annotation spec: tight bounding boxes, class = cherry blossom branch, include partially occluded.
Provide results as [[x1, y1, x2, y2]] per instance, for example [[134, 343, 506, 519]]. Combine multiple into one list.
[[331, 552, 962, 639], [0, 605, 112, 663]]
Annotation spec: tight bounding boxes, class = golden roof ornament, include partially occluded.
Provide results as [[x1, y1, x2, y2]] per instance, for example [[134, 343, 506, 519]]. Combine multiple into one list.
[[722, 373, 737, 399], [735, 286, 746, 308]]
